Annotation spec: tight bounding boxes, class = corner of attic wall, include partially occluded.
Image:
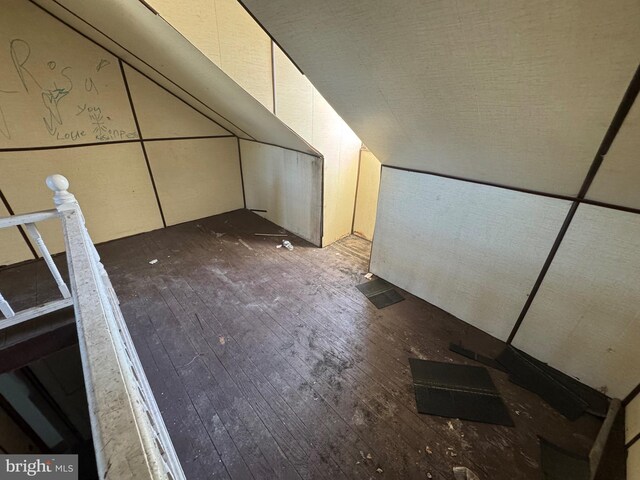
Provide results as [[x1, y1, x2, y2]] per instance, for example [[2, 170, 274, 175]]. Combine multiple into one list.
[[0, 0, 334, 266], [351, 147, 382, 242], [238, 0, 640, 399], [0, 0, 250, 264], [238, 139, 323, 247], [121, 0, 367, 249], [16, 0, 371, 256]]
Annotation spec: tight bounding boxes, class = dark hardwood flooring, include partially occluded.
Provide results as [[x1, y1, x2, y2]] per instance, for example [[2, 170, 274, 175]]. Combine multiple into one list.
[[0, 210, 611, 479]]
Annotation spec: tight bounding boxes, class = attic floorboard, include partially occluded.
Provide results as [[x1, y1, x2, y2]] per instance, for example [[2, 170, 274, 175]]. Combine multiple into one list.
[[0, 209, 619, 480]]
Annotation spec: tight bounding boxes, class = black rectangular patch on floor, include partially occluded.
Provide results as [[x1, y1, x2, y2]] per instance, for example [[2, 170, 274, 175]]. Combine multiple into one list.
[[449, 342, 508, 372], [356, 278, 392, 296], [409, 358, 514, 427], [497, 347, 588, 420], [368, 289, 404, 309], [356, 278, 405, 309], [539, 437, 589, 480]]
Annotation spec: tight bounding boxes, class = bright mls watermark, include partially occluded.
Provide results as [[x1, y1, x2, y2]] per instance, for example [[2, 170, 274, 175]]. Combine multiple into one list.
[[0, 455, 77, 480]]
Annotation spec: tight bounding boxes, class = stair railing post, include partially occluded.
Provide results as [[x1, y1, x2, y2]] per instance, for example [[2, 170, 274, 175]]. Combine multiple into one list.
[[45, 175, 115, 298], [0, 291, 15, 319], [23, 222, 71, 299], [46, 174, 185, 480]]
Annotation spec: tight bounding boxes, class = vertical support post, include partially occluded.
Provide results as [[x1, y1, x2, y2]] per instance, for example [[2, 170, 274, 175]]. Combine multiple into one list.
[[23, 222, 71, 299], [0, 291, 15, 318]]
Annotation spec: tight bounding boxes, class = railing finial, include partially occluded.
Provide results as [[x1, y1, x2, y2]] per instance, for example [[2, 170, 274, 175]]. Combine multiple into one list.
[[46, 174, 76, 206]]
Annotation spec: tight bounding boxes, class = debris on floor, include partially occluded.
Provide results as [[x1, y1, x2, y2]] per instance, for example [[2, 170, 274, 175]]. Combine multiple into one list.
[[364, 272, 373, 279], [182, 353, 204, 369], [281, 240, 294, 250], [409, 358, 513, 426], [453, 466, 480, 480], [148, 259, 158, 265], [238, 239, 254, 251], [356, 277, 405, 309]]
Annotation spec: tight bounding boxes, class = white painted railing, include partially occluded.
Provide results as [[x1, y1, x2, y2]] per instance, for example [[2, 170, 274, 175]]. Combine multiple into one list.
[[0, 209, 72, 325], [0, 175, 185, 480]]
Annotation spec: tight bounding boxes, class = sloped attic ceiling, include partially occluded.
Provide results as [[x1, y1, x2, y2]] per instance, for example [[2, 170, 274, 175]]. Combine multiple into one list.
[[31, 0, 319, 156], [240, 0, 640, 195]]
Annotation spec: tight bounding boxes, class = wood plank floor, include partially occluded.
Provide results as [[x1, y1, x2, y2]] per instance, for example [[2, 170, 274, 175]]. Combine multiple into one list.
[[0, 210, 610, 479]]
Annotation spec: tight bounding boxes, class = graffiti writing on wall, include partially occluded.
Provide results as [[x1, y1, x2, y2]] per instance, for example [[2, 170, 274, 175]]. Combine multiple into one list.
[[0, 38, 137, 144]]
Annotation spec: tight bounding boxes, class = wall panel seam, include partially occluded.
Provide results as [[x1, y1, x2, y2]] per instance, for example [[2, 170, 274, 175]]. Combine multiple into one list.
[[28, 0, 253, 139], [118, 59, 167, 228], [350, 148, 363, 234], [0, 135, 237, 153], [237, 138, 247, 209], [381, 165, 640, 217], [623, 383, 640, 406], [507, 64, 640, 343], [236, 0, 305, 75]]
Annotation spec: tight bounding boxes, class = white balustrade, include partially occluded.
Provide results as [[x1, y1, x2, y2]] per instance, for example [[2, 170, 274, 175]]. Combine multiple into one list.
[[47, 174, 185, 480], [23, 222, 71, 299], [0, 291, 15, 318], [0, 201, 71, 324], [0, 175, 185, 480]]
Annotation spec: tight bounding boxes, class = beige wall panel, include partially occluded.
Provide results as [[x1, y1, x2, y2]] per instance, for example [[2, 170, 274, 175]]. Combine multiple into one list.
[[0, 143, 163, 255], [513, 205, 640, 398], [332, 127, 362, 245], [0, 202, 34, 266], [587, 98, 640, 209], [214, 0, 273, 111], [144, 0, 221, 65], [123, 65, 230, 139], [370, 168, 571, 340], [34, 0, 318, 155], [312, 91, 361, 245], [629, 441, 640, 480], [274, 51, 361, 245], [627, 394, 640, 445], [240, 140, 322, 246], [273, 46, 313, 143], [0, 0, 136, 149], [352, 149, 381, 241], [242, 0, 640, 195], [145, 137, 244, 226]]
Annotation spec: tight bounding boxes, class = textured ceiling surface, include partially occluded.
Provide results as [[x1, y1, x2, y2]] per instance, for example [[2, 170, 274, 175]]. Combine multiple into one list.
[[242, 0, 640, 195]]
